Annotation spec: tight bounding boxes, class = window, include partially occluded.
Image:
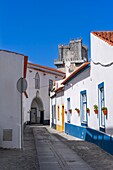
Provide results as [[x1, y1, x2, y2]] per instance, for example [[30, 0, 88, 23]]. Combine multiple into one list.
[[35, 72, 40, 89], [49, 79, 53, 91], [80, 90, 87, 125], [98, 82, 105, 130], [48, 79, 53, 96], [67, 98, 71, 123]]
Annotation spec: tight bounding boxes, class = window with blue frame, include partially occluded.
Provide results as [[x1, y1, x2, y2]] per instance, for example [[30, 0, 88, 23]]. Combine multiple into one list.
[[80, 90, 87, 126], [67, 98, 71, 123], [98, 82, 105, 129]]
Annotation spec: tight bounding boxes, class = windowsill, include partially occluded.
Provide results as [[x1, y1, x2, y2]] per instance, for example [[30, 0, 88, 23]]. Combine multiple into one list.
[[81, 121, 87, 127], [99, 126, 105, 133]]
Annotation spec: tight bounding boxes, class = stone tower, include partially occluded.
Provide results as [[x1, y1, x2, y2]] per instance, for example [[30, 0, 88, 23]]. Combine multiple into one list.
[[54, 39, 88, 73]]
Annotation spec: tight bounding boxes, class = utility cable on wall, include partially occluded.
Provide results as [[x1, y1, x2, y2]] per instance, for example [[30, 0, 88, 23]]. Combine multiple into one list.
[[91, 58, 113, 67]]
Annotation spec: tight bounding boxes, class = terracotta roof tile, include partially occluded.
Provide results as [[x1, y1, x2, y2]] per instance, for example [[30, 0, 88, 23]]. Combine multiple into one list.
[[54, 86, 64, 93], [92, 31, 113, 46], [28, 62, 65, 74]]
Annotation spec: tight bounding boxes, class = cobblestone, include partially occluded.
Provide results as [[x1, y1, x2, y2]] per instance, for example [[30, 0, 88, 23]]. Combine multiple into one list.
[[0, 125, 113, 170], [47, 126, 113, 170], [0, 126, 39, 170]]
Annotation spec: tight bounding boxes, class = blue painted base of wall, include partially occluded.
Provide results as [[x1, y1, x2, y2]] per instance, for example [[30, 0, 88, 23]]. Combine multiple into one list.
[[65, 123, 113, 155]]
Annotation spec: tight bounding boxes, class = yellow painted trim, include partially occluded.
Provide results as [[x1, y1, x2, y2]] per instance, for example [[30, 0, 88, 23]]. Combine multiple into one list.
[[56, 125, 63, 132]]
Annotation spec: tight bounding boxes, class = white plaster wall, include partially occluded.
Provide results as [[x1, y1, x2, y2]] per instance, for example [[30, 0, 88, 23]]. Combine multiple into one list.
[[91, 33, 113, 135], [50, 95, 56, 127], [56, 92, 64, 126], [63, 34, 113, 136], [0, 51, 24, 148], [24, 67, 63, 123]]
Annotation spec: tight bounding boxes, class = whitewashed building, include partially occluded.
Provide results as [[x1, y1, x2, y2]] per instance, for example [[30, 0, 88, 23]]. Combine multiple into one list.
[[23, 62, 65, 125], [0, 50, 28, 148], [50, 31, 113, 155], [50, 80, 65, 131]]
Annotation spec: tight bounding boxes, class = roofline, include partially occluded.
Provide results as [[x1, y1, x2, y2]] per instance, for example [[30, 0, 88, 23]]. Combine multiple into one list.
[[28, 66, 65, 77], [61, 62, 90, 85], [0, 49, 24, 56], [91, 31, 113, 46], [28, 62, 65, 75], [54, 86, 64, 93]]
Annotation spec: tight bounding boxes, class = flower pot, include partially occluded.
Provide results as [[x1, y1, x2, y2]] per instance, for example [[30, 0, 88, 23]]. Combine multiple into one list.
[[102, 109, 107, 116], [94, 110, 98, 114], [69, 109, 72, 113], [87, 109, 90, 114], [77, 110, 80, 114]]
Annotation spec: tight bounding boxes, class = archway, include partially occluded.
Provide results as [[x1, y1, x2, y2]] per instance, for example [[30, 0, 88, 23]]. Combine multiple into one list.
[[30, 97, 44, 124]]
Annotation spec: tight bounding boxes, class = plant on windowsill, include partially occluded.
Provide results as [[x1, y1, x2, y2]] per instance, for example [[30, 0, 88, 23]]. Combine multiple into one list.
[[93, 104, 98, 114], [102, 107, 108, 116], [87, 108, 90, 115], [68, 109, 72, 114], [75, 108, 80, 115]]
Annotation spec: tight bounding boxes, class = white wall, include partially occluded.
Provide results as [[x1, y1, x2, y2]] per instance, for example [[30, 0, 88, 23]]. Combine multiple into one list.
[[63, 33, 113, 136], [56, 91, 64, 127], [0, 51, 24, 148], [24, 67, 63, 123], [91, 33, 113, 135]]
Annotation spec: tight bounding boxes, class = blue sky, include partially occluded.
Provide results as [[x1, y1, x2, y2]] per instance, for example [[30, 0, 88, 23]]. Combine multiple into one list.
[[0, 0, 113, 68]]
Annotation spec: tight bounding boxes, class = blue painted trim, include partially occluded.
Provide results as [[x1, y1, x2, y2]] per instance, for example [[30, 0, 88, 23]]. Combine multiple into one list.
[[81, 122, 87, 127], [80, 90, 88, 126], [98, 82, 105, 130], [99, 126, 105, 133], [98, 82, 104, 89], [65, 123, 113, 155], [67, 97, 70, 101], [80, 90, 86, 95]]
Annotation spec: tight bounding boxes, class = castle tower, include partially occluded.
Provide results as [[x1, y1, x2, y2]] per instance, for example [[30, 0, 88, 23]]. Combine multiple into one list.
[[54, 39, 88, 73]]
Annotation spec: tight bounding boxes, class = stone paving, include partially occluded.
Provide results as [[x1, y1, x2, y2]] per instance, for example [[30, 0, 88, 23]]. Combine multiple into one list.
[[0, 126, 39, 170], [46, 126, 113, 170], [34, 126, 113, 170], [0, 125, 113, 170], [33, 126, 92, 170]]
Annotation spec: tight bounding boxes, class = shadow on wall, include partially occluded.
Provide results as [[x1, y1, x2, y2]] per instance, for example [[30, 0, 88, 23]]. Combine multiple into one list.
[[65, 123, 113, 155]]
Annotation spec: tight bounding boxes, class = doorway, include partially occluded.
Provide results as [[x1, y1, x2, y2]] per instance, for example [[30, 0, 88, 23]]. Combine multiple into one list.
[[30, 97, 44, 124], [30, 108, 37, 124]]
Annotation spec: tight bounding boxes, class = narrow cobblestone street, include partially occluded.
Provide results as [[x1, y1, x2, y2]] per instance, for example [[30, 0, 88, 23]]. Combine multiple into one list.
[[0, 125, 113, 170]]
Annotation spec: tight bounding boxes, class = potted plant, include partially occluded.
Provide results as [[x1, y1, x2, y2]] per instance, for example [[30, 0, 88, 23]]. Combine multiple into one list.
[[102, 107, 108, 116], [87, 108, 90, 115], [93, 104, 98, 114], [69, 109, 72, 114], [75, 108, 80, 115]]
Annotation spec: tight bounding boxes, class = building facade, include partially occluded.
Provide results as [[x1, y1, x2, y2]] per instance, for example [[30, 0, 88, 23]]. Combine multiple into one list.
[[0, 50, 27, 148], [50, 31, 113, 155], [23, 62, 65, 125]]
